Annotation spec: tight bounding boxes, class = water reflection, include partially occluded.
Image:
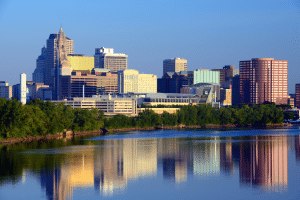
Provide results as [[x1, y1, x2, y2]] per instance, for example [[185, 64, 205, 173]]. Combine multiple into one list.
[[239, 136, 288, 191], [0, 132, 298, 199]]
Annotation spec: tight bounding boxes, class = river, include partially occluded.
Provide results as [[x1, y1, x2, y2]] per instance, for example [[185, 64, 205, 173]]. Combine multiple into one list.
[[1, 128, 300, 200]]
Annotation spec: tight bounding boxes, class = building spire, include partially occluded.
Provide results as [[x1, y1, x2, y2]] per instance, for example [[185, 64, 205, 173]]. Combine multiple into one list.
[[59, 25, 63, 33]]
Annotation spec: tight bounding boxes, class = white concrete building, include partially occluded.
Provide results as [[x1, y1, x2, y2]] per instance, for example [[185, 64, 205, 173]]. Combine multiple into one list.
[[20, 73, 27, 105]]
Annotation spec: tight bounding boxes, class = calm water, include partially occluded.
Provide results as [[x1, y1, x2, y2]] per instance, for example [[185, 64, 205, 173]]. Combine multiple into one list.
[[1, 128, 300, 200]]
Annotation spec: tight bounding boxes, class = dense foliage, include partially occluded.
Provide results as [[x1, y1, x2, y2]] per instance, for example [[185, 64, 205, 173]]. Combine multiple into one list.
[[0, 98, 104, 139], [0, 97, 285, 139], [105, 103, 284, 128]]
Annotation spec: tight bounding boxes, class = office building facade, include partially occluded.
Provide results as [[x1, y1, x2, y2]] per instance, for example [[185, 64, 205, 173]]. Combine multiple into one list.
[[33, 47, 47, 83], [239, 58, 288, 104], [67, 54, 94, 74], [212, 65, 239, 84], [163, 58, 187, 75], [193, 69, 220, 85], [42, 28, 74, 100], [94, 47, 127, 73], [295, 84, 300, 108], [157, 71, 193, 93], [52, 96, 137, 116], [0, 81, 12, 99], [59, 71, 118, 99], [118, 69, 157, 94]]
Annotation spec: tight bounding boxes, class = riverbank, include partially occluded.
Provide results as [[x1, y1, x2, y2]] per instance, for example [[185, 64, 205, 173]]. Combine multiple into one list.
[[0, 130, 104, 146], [0, 123, 291, 146]]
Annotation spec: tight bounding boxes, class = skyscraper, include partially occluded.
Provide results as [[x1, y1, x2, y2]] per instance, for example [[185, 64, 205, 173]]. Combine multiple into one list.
[[32, 47, 47, 83], [42, 27, 73, 100], [239, 58, 288, 104], [163, 58, 187, 75], [94, 47, 127, 73]]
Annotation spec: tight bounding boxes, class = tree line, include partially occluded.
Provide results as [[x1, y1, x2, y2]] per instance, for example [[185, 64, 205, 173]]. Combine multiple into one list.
[[0, 98, 104, 139], [0, 97, 287, 139]]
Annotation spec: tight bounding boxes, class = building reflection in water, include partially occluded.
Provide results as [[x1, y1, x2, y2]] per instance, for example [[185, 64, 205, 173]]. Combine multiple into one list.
[[160, 138, 190, 183], [220, 138, 234, 175], [94, 139, 125, 196], [193, 137, 220, 177], [37, 134, 290, 199], [40, 146, 95, 200], [295, 135, 300, 162], [239, 136, 288, 191], [94, 139, 158, 196]]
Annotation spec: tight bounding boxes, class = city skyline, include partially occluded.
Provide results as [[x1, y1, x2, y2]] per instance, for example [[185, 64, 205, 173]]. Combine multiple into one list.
[[0, 0, 299, 92]]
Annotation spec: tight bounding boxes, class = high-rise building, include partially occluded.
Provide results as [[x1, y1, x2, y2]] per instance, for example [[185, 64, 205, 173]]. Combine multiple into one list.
[[118, 69, 157, 94], [163, 58, 187, 75], [212, 65, 239, 84], [239, 58, 288, 104], [94, 47, 127, 73], [33, 47, 47, 83], [232, 75, 240, 105], [193, 69, 220, 85], [0, 81, 12, 99], [295, 84, 300, 108], [157, 71, 193, 93], [42, 27, 73, 100]]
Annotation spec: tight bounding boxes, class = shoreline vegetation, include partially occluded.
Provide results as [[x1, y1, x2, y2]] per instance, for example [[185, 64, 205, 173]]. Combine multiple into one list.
[[0, 98, 292, 146]]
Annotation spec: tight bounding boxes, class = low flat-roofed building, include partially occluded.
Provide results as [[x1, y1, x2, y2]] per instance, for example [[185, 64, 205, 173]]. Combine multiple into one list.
[[142, 93, 199, 107], [180, 83, 220, 104]]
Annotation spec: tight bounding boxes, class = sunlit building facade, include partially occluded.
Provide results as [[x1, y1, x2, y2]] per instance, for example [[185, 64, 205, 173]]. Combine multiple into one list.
[[67, 54, 94, 74], [118, 69, 157, 94], [239, 58, 288, 104]]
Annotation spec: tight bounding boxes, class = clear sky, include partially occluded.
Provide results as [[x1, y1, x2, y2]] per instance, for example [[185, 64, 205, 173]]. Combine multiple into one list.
[[0, 0, 299, 92]]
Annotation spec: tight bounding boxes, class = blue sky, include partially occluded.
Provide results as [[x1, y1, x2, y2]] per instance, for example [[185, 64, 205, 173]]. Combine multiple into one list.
[[0, 0, 299, 92]]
